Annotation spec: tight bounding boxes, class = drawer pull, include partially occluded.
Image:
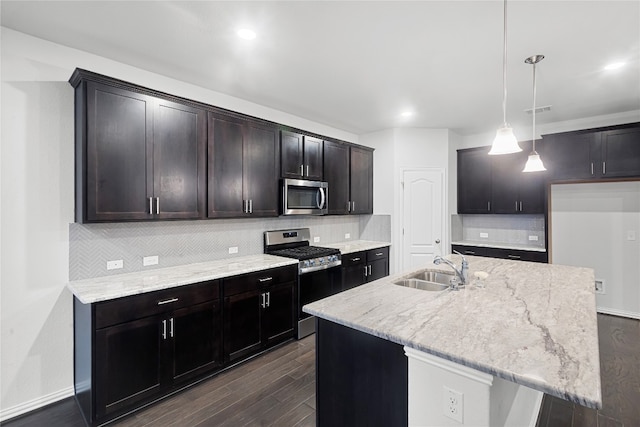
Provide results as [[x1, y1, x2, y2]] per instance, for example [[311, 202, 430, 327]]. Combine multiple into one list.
[[508, 255, 521, 260], [157, 298, 179, 305], [351, 257, 361, 262], [465, 251, 476, 255], [259, 277, 273, 283], [375, 252, 384, 256]]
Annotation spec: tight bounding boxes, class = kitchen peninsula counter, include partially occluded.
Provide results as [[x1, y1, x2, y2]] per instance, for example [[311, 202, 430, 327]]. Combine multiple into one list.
[[304, 255, 601, 413], [68, 254, 298, 304], [324, 239, 390, 254]]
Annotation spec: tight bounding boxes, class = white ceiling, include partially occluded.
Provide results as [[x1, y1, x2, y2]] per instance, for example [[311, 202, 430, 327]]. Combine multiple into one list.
[[2, 1, 639, 136]]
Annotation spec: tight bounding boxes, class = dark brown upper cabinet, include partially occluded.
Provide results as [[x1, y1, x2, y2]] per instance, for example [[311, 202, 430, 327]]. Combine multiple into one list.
[[70, 70, 206, 223], [543, 124, 640, 181], [324, 141, 373, 215], [457, 147, 493, 214], [280, 131, 323, 180], [207, 113, 279, 218]]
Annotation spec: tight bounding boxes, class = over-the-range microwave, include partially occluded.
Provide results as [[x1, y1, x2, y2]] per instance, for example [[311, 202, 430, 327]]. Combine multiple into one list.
[[281, 178, 328, 215]]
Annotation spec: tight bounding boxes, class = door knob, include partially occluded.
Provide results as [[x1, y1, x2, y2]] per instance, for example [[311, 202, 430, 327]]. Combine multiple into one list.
[[435, 239, 441, 244]]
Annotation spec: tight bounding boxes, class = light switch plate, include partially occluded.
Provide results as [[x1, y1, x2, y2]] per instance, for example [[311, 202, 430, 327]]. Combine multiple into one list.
[[107, 260, 123, 270], [313, 236, 320, 243], [528, 235, 539, 241], [345, 233, 351, 239], [228, 247, 238, 254]]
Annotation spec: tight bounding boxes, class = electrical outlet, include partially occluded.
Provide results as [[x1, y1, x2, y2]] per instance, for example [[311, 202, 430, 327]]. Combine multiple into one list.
[[443, 386, 463, 423], [479, 232, 489, 239], [314, 236, 320, 243], [595, 279, 605, 294], [345, 233, 351, 239], [528, 235, 539, 241], [143, 255, 159, 266], [228, 246, 238, 254], [106, 260, 123, 270]]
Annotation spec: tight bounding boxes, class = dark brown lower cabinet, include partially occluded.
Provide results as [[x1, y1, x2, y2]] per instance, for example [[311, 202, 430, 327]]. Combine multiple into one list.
[[223, 266, 297, 363], [452, 244, 548, 263], [341, 246, 390, 290], [316, 318, 408, 426], [75, 281, 222, 426]]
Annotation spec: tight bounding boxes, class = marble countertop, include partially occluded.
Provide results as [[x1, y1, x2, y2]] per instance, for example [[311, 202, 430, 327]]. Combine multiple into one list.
[[304, 255, 601, 409], [324, 240, 390, 254], [68, 255, 299, 304], [452, 240, 547, 252]]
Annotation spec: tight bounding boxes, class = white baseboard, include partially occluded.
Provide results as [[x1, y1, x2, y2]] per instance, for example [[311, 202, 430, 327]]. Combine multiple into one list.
[[0, 386, 74, 423], [597, 306, 640, 320]]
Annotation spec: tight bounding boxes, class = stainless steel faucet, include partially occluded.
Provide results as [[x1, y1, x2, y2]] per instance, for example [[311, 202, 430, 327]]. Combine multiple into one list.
[[433, 251, 469, 289]]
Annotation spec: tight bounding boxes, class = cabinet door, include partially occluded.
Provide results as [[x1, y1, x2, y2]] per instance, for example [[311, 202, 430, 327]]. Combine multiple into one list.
[[281, 130, 304, 179], [518, 171, 545, 213], [491, 152, 521, 213], [224, 290, 262, 362], [208, 114, 245, 218], [457, 148, 492, 214], [95, 316, 162, 418], [367, 258, 389, 282], [263, 282, 295, 347], [154, 99, 206, 219], [350, 147, 373, 214], [543, 132, 598, 180], [304, 136, 324, 180], [342, 252, 367, 290], [244, 123, 279, 217], [170, 300, 222, 384], [324, 141, 350, 215], [600, 127, 640, 178], [85, 82, 154, 221]]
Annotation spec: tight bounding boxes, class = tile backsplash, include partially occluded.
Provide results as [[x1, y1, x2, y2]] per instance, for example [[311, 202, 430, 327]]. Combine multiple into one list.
[[451, 214, 546, 249], [69, 215, 391, 280]]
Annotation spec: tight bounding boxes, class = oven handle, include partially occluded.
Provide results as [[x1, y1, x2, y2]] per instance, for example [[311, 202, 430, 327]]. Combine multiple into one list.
[[317, 187, 326, 209]]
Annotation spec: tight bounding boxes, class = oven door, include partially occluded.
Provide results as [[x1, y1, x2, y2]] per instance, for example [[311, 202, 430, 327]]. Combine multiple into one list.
[[297, 266, 341, 338], [282, 179, 328, 215]]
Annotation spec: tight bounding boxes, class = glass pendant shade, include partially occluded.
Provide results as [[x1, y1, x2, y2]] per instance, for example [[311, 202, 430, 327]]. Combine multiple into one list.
[[489, 125, 521, 155], [522, 151, 546, 172]]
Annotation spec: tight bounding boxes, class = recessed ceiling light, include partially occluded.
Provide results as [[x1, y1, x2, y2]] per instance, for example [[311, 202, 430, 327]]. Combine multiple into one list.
[[604, 62, 625, 71], [237, 29, 256, 40]]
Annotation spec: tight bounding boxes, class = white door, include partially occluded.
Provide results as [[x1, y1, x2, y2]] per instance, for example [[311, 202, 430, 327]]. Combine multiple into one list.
[[402, 169, 445, 271]]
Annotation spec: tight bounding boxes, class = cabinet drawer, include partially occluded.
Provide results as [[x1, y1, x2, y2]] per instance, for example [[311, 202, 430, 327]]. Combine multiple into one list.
[[341, 251, 366, 267], [452, 245, 548, 263], [95, 280, 219, 329], [366, 247, 389, 261], [223, 266, 297, 297]]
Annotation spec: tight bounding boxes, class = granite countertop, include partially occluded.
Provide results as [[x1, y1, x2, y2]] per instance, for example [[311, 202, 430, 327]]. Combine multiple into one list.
[[452, 240, 547, 252], [68, 255, 298, 304], [304, 255, 601, 409], [324, 240, 390, 254]]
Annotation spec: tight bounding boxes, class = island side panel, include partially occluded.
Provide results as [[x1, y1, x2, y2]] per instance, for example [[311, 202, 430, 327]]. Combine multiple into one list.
[[316, 318, 408, 426]]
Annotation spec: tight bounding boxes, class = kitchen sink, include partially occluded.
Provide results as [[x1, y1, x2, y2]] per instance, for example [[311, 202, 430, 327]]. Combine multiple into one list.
[[407, 271, 457, 285], [392, 279, 449, 292]]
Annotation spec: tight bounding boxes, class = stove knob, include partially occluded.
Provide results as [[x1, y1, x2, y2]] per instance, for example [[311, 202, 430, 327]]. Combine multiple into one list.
[[303, 260, 310, 268], [309, 259, 315, 265]]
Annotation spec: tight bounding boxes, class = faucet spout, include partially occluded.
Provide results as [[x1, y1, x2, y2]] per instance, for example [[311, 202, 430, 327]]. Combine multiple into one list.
[[433, 251, 469, 288]]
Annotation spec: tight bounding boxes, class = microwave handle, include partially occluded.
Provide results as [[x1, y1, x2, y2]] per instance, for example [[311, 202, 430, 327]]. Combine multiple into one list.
[[317, 187, 326, 209]]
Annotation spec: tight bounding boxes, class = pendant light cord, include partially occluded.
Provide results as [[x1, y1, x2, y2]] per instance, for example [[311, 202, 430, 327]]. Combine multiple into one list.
[[532, 61, 537, 151], [502, 0, 508, 126]]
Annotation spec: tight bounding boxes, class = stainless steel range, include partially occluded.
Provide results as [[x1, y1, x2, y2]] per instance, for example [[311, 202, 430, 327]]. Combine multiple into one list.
[[264, 228, 342, 338]]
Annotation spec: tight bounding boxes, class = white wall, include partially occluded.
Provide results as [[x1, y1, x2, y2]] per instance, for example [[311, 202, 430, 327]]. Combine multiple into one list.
[[0, 27, 358, 420], [551, 182, 640, 319]]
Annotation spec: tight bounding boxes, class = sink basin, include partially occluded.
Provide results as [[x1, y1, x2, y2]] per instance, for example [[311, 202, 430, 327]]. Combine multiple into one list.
[[408, 271, 457, 285], [393, 279, 449, 292]]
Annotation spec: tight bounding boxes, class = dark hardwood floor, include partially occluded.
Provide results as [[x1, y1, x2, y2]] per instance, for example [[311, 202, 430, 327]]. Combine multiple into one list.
[[3, 314, 638, 427], [536, 314, 640, 427]]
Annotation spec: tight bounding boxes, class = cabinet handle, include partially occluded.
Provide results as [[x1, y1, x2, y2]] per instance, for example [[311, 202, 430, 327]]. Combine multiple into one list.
[[368, 265, 372, 276], [162, 319, 167, 340], [487, 201, 491, 211], [375, 252, 384, 256], [249, 199, 253, 214], [508, 255, 521, 260], [157, 298, 179, 305], [591, 162, 594, 175], [519, 201, 523, 212], [169, 317, 174, 338], [156, 197, 160, 214], [515, 201, 518, 211], [260, 293, 266, 308], [243, 199, 247, 213], [352, 201, 355, 212], [351, 257, 361, 262], [149, 197, 154, 215], [259, 277, 273, 283], [265, 291, 270, 308], [306, 165, 309, 177], [300, 164, 304, 176], [602, 161, 606, 175], [347, 201, 351, 212], [465, 251, 476, 255], [364, 266, 368, 277]]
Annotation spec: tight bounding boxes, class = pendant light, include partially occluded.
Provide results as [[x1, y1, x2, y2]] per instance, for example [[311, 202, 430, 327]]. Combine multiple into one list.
[[489, 0, 521, 155], [522, 54, 547, 172]]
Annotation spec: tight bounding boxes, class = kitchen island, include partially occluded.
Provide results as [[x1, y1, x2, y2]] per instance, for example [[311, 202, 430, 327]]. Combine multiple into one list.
[[304, 255, 601, 426]]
